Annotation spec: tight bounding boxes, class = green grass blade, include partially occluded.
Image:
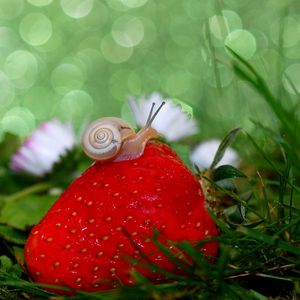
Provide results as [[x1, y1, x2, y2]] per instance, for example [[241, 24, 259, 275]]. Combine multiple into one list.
[[226, 47, 300, 150]]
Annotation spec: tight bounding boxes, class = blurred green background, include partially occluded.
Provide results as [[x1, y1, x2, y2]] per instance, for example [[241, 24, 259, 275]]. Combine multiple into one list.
[[0, 0, 299, 141]]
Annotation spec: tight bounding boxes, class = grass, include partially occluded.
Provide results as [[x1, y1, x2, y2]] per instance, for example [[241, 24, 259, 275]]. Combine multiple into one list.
[[0, 52, 300, 300]]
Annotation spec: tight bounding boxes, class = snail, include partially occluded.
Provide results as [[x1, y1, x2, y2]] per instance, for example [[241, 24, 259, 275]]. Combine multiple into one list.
[[82, 101, 165, 162]]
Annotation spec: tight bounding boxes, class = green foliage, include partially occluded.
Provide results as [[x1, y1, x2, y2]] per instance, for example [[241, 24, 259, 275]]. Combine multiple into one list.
[[0, 225, 27, 245], [47, 148, 84, 186], [172, 98, 195, 119], [213, 165, 247, 182], [0, 194, 56, 230], [227, 47, 300, 172], [210, 128, 241, 170]]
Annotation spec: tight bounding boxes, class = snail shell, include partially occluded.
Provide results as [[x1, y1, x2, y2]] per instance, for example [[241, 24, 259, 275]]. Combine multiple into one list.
[[81, 117, 135, 161]]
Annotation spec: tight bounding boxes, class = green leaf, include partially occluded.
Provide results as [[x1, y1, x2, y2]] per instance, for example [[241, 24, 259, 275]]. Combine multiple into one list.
[[210, 128, 241, 170], [224, 205, 246, 225], [214, 178, 236, 191], [237, 226, 300, 256], [0, 255, 22, 279], [48, 148, 81, 186], [130, 270, 152, 285], [12, 247, 25, 271], [243, 220, 264, 228], [0, 225, 27, 245], [213, 165, 247, 182], [176, 241, 211, 268], [172, 98, 194, 119], [239, 191, 253, 202], [248, 289, 268, 300], [0, 195, 57, 230], [0, 256, 13, 272]]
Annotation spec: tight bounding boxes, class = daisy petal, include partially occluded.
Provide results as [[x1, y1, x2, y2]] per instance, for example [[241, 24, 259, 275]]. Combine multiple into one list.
[[128, 93, 199, 142], [190, 139, 240, 170], [10, 119, 76, 177]]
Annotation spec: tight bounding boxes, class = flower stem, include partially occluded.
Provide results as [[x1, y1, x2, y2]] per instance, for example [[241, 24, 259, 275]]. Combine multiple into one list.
[[2, 182, 52, 203]]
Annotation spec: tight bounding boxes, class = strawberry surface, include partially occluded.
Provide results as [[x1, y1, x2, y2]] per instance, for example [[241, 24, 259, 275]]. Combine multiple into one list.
[[24, 141, 218, 293]]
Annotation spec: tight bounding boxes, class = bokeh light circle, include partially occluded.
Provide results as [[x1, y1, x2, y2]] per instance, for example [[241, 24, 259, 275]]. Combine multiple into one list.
[[120, 0, 148, 8], [34, 28, 63, 53], [0, 0, 24, 20], [183, 0, 214, 21], [23, 86, 57, 120], [58, 90, 94, 127], [170, 16, 196, 47], [19, 13, 53, 46], [76, 48, 104, 76], [60, 0, 94, 19], [203, 65, 234, 88], [270, 16, 300, 48], [137, 17, 156, 48], [284, 42, 300, 60], [209, 10, 242, 41], [0, 27, 19, 51], [225, 29, 257, 60], [135, 64, 160, 91], [112, 16, 144, 48], [163, 71, 191, 96], [223, 0, 249, 8], [106, 0, 129, 12], [184, 47, 206, 77], [252, 30, 269, 54], [76, 0, 108, 30], [282, 64, 300, 95], [1, 107, 35, 137], [109, 69, 132, 101], [27, 0, 53, 6], [4, 50, 38, 89], [128, 71, 142, 95], [0, 72, 15, 108], [51, 64, 85, 94], [101, 34, 133, 63]]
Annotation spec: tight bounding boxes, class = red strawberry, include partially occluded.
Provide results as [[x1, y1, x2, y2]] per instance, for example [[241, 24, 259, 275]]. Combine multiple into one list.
[[24, 141, 218, 293]]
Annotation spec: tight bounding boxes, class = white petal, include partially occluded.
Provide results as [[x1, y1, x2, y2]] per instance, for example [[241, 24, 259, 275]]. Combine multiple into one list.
[[128, 93, 199, 141], [10, 119, 77, 176], [190, 139, 240, 170], [10, 152, 45, 176], [41, 120, 76, 150], [128, 98, 143, 126], [20, 148, 47, 173], [23, 141, 57, 173]]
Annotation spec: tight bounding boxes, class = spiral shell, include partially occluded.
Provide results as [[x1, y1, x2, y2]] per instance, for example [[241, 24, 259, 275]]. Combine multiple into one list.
[[82, 117, 135, 161]]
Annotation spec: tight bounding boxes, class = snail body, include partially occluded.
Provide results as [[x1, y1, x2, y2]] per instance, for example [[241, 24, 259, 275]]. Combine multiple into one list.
[[113, 126, 158, 162], [82, 102, 165, 162]]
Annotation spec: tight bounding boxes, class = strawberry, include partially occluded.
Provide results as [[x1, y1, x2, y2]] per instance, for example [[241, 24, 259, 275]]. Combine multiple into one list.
[[24, 141, 218, 293]]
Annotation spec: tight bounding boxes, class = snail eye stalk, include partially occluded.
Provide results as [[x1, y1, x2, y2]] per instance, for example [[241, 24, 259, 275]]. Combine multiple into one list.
[[146, 101, 165, 127]]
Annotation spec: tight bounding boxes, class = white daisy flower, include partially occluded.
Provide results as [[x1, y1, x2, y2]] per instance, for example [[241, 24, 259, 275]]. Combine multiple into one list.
[[190, 139, 239, 170], [10, 119, 76, 177], [128, 92, 199, 142]]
